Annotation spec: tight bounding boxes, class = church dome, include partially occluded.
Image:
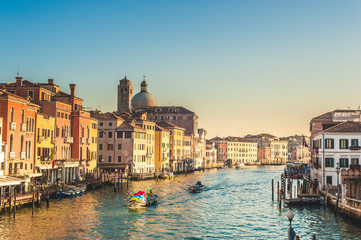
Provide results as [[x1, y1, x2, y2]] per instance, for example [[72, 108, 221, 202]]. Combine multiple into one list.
[[131, 80, 158, 109]]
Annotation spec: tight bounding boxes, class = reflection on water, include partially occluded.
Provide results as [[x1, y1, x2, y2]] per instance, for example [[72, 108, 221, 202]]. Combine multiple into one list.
[[0, 167, 360, 239]]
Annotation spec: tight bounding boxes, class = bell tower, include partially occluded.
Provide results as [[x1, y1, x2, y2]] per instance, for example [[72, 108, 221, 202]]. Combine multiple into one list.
[[117, 76, 133, 113]]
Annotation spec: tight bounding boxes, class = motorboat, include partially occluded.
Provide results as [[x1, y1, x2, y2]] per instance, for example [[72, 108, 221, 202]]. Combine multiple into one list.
[[129, 189, 158, 209], [189, 182, 204, 193]]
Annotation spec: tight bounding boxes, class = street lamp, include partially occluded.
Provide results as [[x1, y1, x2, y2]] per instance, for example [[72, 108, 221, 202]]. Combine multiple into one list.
[[336, 162, 340, 195], [286, 210, 295, 240]]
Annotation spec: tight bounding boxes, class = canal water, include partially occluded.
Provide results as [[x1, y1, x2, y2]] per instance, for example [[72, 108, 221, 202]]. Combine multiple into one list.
[[0, 166, 360, 239]]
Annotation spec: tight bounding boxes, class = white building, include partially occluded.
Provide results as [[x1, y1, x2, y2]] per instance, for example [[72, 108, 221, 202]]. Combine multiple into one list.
[[226, 137, 258, 165], [312, 121, 361, 190]]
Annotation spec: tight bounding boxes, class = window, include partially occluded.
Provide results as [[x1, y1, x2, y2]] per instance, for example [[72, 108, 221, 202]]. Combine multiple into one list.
[[28, 90, 34, 99], [98, 155, 103, 162], [351, 158, 359, 165], [125, 132, 132, 138], [108, 156, 112, 163], [99, 144, 103, 150], [118, 144, 122, 150], [325, 139, 334, 149], [109, 122, 113, 126], [118, 156, 122, 163], [351, 139, 359, 147], [99, 132, 103, 138], [99, 122, 103, 126], [326, 176, 333, 185], [339, 139, 349, 149], [10, 107, 14, 122], [340, 158, 349, 168], [116, 131, 123, 138], [107, 144, 113, 150], [108, 132, 113, 138], [325, 158, 334, 167]]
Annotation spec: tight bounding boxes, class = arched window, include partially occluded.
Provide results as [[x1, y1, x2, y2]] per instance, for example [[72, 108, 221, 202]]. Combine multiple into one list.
[[20, 136, 24, 153], [26, 118, 29, 131], [21, 109, 25, 124], [10, 107, 14, 122], [80, 147, 83, 160], [9, 134, 14, 152], [27, 142, 31, 159]]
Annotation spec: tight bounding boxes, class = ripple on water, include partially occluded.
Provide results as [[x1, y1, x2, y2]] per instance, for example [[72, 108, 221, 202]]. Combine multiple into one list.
[[0, 167, 361, 239]]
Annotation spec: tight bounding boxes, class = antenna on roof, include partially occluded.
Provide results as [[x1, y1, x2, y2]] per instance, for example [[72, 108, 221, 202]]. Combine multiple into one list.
[[17, 69, 20, 76], [143, 75, 146, 81]]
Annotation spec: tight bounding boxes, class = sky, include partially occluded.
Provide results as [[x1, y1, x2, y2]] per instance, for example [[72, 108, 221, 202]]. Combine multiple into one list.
[[1, 0, 361, 138]]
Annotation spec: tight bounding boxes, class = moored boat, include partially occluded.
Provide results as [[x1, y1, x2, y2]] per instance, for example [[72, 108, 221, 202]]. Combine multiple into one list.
[[58, 185, 86, 197]]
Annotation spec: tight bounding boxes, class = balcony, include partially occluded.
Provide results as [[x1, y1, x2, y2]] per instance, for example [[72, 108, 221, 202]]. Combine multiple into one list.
[[10, 122, 16, 130], [66, 137, 74, 143], [38, 136, 45, 142], [9, 152, 15, 160], [21, 124, 26, 132], [81, 138, 85, 144], [350, 165, 361, 171], [21, 152, 26, 160], [349, 146, 361, 150], [88, 138, 92, 144]]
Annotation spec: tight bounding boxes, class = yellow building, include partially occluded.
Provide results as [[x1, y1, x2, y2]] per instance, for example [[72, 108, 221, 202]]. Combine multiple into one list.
[[155, 125, 170, 171], [35, 113, 56, 184], [87, 117, 98, 173], [157, 121, 185, 172]]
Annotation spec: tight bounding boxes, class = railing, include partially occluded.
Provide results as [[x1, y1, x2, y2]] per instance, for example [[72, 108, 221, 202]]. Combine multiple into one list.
[[21, 124, 26, 132], [88, 138, 92, 144], [9, 152, 15, 160], [344, 197, 361, 210], [21, 152, 26, 160], [81, 138, 85, 144], [66, 137, 74, 143], [10, 122, 16, 130], [349, 146, 361, 150], [38, 136, 45, 142]]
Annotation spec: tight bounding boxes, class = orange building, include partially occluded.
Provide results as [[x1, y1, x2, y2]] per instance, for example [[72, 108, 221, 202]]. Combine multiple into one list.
[[1, 76, 97, 184], [0, 89, 40, 179]]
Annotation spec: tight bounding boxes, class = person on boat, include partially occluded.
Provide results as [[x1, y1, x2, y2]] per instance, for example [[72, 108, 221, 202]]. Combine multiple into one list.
[[196, 181, 202, 186]]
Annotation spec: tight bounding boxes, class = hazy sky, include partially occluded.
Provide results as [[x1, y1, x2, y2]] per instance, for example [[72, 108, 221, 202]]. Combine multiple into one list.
[[1, 1, 361, 138]]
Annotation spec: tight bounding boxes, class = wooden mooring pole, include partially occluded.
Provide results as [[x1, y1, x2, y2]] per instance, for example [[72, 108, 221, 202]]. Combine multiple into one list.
[[324, 184, 329, 210], [9, 186, 12, 214], [114, 172, 117, 193], [120, 170, 123, 190], [32, 185, 35, 216], [289, 180, 293, 200], [272, 179, 274, 202], [277, 181, 280, 201], [13, 189, 16, 219]]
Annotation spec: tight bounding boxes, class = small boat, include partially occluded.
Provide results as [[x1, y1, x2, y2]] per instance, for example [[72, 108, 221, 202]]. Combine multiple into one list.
[[282, 194, 324, 206], [58, 185, 86, 197], [159, 172, 176, 179], [129, 189, 158, 209], [111, 178, 127, 185], [189, 181, 204, 193]]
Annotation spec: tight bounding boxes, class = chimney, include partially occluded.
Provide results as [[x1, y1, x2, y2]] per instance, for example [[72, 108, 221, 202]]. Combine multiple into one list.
[[48, 79, 54, 84], [69, 84, 76, 97], [15, 76, 23, 87]]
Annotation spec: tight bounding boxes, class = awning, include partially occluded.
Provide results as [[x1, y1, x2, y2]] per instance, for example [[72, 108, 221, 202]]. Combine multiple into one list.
[[0, 176, 25, 187], [27, 173, 43, 178], [36, 164, 59, 170]]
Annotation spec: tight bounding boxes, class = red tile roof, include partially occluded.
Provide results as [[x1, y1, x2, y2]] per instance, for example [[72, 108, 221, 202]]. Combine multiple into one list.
[[321, 121, 361, 133]]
